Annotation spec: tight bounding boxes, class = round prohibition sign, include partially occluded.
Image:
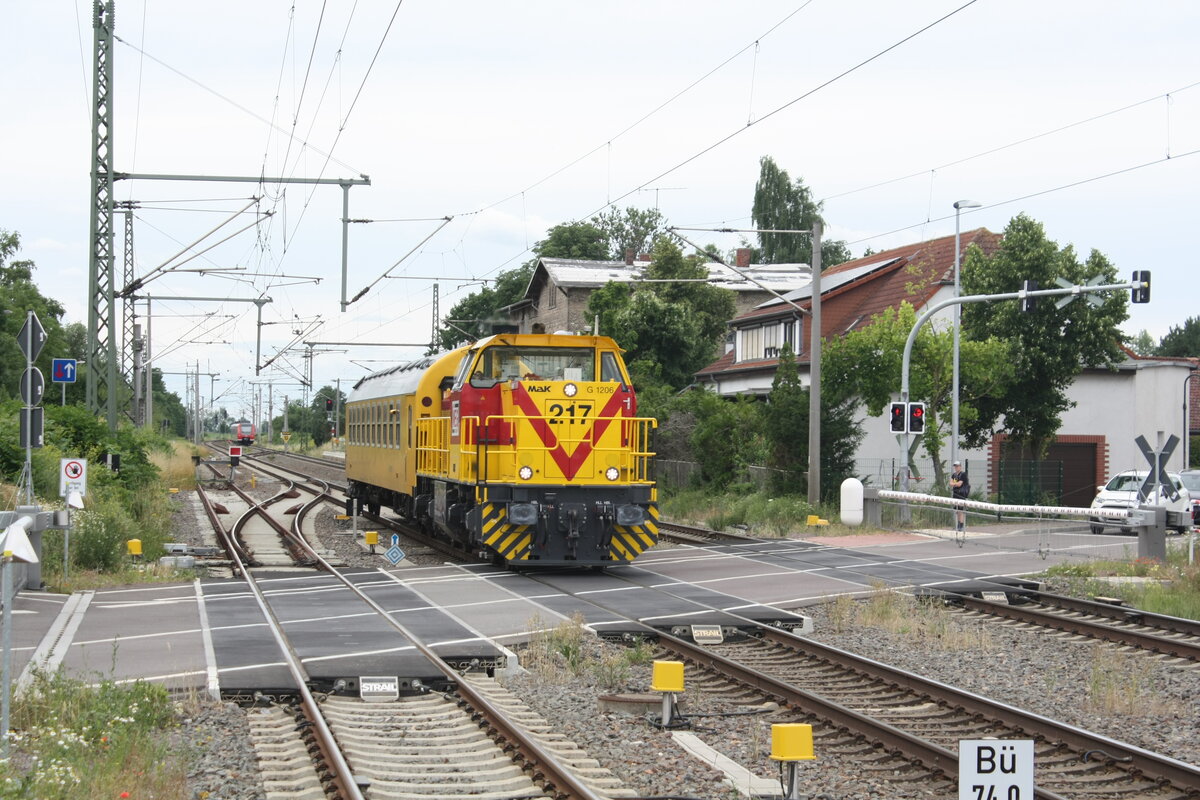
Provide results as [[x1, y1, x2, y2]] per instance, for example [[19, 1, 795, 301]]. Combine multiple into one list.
[[64, 460, 84, 480]]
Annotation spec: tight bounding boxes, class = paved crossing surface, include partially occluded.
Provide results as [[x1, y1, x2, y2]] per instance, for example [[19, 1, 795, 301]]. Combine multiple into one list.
[[5, 527, 1127, 695]]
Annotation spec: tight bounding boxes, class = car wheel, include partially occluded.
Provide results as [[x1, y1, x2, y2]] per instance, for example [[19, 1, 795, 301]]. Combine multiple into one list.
[[1089, 523, 1104, 535]]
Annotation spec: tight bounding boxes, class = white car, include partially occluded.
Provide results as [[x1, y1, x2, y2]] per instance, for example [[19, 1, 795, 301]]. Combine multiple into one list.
[[1088, 470, 1191, 534]]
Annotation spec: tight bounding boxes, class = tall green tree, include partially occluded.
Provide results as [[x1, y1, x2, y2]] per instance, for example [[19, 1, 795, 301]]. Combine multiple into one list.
[[590, 206, 667, 260], [1156, 317, 1200, 357], [0, 230, 70, 403], [765, 343, 863, 497], [960, 214, 1126, 455], [1128, 329, 1157, 356], [823, 303, 1013, 486], [589, 238, 735, 391], [750, 156, 851, 268]]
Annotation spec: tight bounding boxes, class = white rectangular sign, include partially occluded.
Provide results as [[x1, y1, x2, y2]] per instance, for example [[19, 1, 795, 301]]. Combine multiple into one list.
[[59, 458, 88, 498], [959, 740, 1034, 800]]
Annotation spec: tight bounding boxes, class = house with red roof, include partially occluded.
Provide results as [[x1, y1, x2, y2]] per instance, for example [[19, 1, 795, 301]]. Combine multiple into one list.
[[695, 229, 1194, 506]]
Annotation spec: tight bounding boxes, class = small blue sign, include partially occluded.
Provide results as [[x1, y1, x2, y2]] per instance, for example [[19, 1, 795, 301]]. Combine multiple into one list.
[[384, 545, 406, 565], [51, 358, 77, 384]]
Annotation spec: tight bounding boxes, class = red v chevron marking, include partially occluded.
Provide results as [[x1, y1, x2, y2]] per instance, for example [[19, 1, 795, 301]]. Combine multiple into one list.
[[510, 386, 629, 479]]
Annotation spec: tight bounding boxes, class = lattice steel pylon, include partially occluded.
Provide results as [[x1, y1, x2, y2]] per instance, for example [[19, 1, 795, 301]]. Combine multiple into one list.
[[86, 0, 118, 429], [118, 204, 137, 392]]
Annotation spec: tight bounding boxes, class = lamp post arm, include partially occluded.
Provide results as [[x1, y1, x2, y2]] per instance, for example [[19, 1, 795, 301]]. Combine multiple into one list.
[[899, 279, 1136, 492]]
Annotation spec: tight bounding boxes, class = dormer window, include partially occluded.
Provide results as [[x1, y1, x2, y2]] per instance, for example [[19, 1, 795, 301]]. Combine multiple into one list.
[[735, 319, 801, 362]]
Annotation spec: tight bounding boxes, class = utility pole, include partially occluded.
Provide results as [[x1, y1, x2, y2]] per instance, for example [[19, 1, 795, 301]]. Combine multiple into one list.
[[808, 220, 823, 506]]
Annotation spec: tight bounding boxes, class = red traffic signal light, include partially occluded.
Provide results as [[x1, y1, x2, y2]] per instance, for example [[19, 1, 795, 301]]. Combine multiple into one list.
[[890, 402, 906, 432], [325, 397, 334, 411], [908, 402, 926, 434]]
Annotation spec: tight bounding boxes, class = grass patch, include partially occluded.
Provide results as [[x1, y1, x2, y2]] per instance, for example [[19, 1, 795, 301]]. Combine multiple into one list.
[[520, 613, 655, 689], [847, 583, 993, 651], [1039, 548, 1200, 619], [660, 487, 880, 537], [1087, 646, 1169, 715], [149, 441, 200, 491], [0, 670, 185, 800]]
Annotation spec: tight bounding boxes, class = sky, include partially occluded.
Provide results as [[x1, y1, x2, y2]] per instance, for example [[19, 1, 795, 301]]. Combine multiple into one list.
[[3, 1, 1199, 419]]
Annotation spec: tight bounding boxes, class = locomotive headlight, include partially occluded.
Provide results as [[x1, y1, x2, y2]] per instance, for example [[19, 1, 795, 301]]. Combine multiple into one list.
[[605, 467, 620, 481], [616, 504, 645, 526], [519, 465, 534, 480], [563, 383, 578, 397], [507, 502, 539, 526]]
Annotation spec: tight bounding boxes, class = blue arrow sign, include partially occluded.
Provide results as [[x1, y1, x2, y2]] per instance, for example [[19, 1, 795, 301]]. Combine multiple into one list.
[[52, 358, 77, 384], [391, 533, 400, 547]]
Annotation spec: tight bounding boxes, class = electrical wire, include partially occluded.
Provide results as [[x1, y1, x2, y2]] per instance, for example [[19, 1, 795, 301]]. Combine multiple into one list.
[[845, 146, 1200, 249], [823, 80, 1200, 202], [472, 0, 981, 280], [111, 33, 364, 175], [462, 1, 816, 218]]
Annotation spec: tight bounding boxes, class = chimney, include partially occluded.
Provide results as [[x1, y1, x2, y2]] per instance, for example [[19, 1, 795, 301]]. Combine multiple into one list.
[[736, 248, 751, 268], [624, 249, 635, 265]]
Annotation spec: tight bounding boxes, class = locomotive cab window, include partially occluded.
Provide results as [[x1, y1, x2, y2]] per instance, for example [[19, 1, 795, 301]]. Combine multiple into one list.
[[471, 346, 595, 385], [600, 352, 625, 382]]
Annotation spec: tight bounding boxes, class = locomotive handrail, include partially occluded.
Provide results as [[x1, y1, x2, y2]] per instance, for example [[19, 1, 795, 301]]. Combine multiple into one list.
[[413, 413, 656, 483]]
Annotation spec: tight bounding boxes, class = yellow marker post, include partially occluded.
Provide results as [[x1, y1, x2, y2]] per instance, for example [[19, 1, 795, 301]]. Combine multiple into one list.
[[365, 531, 378, 554], [770, 723, 815, 799], [651, 660, 684, 727], [126, 539, 142, 561]]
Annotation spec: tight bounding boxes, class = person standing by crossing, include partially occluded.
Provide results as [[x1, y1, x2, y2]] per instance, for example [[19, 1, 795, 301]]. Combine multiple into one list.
[[950, 460, 970, 532]]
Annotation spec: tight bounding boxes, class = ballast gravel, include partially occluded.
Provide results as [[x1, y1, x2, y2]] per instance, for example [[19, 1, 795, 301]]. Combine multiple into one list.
[[169, 489, 1200, 800]]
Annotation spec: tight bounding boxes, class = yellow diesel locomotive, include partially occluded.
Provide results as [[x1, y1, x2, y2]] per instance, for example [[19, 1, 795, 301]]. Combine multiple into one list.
[[344, 332, 659, 567]]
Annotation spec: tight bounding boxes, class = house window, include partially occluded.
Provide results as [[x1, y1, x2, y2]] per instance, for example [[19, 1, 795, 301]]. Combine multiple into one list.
[[737, 321, 788, 362], [547, 281, 557, 308]]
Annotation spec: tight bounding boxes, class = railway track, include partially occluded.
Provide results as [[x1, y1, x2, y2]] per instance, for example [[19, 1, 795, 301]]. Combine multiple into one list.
[[525, 565, 1200, 800], [196, 444, 632, 800], [194, 443, 1200, 797], [657, 519, 760, 545], [928, 586, 1200, 667], [654, 627, 1200, 800]]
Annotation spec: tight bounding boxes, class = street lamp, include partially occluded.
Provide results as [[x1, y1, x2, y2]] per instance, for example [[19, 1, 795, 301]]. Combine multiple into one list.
[[952, 199, 981, 476]]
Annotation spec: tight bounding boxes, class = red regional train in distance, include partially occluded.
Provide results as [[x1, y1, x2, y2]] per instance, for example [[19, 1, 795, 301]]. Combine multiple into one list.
[[232, 421, 256, 446], [344, 332, 659, 568]]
